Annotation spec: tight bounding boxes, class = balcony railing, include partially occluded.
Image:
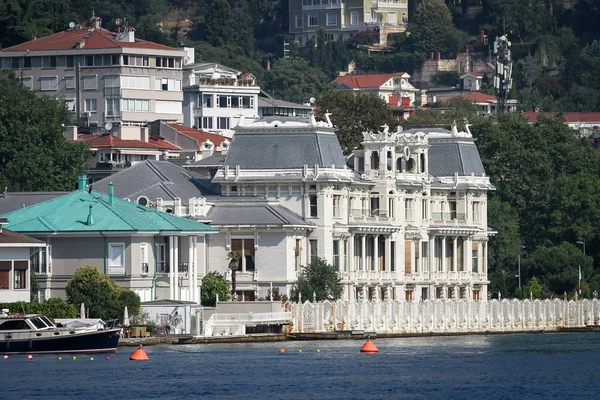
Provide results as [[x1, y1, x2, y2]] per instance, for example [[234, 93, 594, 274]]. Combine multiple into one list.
[[104, 87, 120, 96], [178, 262, 188, 274], [158, 262, 170, 274], [432, 212, 467, 222], [141, 263, 149, 275]]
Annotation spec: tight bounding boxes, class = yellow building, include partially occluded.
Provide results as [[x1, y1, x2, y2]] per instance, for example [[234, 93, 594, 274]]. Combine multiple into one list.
[[289, 0, 408, 46]]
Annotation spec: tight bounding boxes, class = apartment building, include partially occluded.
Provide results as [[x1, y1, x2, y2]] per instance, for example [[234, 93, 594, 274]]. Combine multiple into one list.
[[0, 15, 193, 127], [289, 0, 408, 46], [182, 63, 260, 137]]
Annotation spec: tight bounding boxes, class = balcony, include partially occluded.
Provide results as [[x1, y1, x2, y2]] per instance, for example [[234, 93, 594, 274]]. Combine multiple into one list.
[[193, 77, 256, 87], [104, 87, 120, 97], [31, 262, 50, 275], [350, 208, 389, 223], [302, 0, 344, 11], [158, 262, 170, 274], [372, 0, 408, 8], [432, 212, 467, 223]]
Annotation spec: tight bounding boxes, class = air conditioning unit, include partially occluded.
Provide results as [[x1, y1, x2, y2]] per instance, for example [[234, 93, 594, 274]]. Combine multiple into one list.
[[84, 111, 91, 118]]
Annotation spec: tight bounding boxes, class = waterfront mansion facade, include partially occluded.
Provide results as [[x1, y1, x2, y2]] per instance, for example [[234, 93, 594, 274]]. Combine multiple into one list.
[[209, 117, 494, 302]]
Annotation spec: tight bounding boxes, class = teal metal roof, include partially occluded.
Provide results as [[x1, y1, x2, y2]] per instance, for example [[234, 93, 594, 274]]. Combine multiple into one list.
[[0, 190, 218, 234]]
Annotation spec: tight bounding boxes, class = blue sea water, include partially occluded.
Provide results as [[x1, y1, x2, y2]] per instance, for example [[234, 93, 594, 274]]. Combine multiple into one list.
[[1, 333, 600, 399]]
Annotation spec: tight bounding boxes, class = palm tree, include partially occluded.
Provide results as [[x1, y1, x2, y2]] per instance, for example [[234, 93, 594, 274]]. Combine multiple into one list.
[[227, 251, 242, 298]]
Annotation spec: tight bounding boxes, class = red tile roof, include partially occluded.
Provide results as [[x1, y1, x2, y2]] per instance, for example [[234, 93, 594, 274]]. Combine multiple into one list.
[[3, 27, 177, 52], [166, 123, 228, 146], [443, 92, 497, 104], [334, 73, 408, 89], [522, 112, 600, 124], [75, 134, 180, 150]]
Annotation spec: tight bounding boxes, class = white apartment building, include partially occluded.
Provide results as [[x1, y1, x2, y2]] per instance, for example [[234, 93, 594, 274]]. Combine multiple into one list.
[[0, 15, 193, 127], [183, 63, 260, 137]]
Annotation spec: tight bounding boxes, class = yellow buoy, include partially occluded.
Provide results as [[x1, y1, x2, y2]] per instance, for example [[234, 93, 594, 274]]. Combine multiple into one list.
[[90, 357, 94, 361], [58, 357, 62, 360], [72, 356, 77, 360]]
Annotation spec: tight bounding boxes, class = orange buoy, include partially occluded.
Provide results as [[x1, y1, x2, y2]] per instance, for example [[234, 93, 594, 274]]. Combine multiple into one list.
[[129, 345, 149, 361], [360, 340, 379, 353], [278, 348, 285, 353]]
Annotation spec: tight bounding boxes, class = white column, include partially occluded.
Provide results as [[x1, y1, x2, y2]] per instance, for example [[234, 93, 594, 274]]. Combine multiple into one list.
[[169, 236, 174, 300], [193, 236, 199, 303], [373, 235, 379, 272], [452, 237, 458, 272], [349, 234, 355, 272], [361, 234, 366, 271], [188, 236, 194, 302], [384, 237, 391, 273], [174, 236, 179, 300], [441, 237, 446, 273]]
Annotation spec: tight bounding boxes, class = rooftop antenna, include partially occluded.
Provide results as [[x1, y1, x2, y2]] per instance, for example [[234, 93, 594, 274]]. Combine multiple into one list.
[[88, 184, 93, 194], [493, 33, 512, 120]]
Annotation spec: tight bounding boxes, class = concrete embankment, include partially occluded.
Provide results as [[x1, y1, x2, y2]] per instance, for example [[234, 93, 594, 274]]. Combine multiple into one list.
[[119, 327, 600, 347]]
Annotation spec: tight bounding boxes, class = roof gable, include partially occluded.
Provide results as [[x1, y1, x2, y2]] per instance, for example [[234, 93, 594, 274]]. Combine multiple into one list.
[[334, 73, 409, 89]]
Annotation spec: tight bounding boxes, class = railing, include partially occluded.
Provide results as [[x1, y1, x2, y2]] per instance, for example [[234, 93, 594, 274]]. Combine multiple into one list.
[[432, 212, 467, 222], [158, 262, 170, 273], [212, 312, 292, 325], [178, 262, 188, 274], [141, 263, 149, 275], [32, 262, 49, 275]]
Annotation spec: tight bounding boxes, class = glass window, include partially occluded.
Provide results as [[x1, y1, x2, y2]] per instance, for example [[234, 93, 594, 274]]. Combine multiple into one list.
[[242, 96, 251, 108], [308, 14, 318, 27], [309, 239, 318, 262], [333, 240, 340, 270], [108, 243, 125, 274], [296, 14, 303, 28], [106, 99, 120, 116], [24, 57, 31, 68], [94, 55, 103, 66], [82, 75, 98, 90], [326, 13, 337, 26], [231, 96, 239, 108], [217, 117, 229, 130], [351, 11, 359, 25], [230, 239, 255, 271], [65, 76, 75, 90], [40, 76, 58, 91], [202, 117, 213, 129], [43, 56, 57, 68], [85, 99, 97, 112], [217, 95, 228, 108], [309, 195, 318, 217], [203, 94, 213, 108]]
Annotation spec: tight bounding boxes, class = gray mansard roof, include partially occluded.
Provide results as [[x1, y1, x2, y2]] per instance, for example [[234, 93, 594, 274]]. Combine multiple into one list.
[[428, 142, 486, 177], [404, 127, 486, 177], [92, 160, 219, 202], [206, 202, 314, 227], [224, 127, 346, 170]]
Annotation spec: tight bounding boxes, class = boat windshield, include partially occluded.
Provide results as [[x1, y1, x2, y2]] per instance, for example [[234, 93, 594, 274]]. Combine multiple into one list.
[[30, 317, 50, 330], [0, 319, 31, 331], [40, 316, 55, 328]]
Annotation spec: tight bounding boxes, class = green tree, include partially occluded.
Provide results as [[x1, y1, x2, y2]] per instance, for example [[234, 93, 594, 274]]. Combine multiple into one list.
[[65, 265, 140, 321], [0, 72, 90, 191], [30, 268, 40, 302], [263, 58, 329, 104], [227, 250, 242, 297], [316, 90, 398, 153], [523, 276, 544, 299], [409, 0, 466, 54], [201, 271, 230, 306], [290, 257, 342, 302]]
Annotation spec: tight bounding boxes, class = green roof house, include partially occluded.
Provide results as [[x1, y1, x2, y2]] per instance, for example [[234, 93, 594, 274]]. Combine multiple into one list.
[[1, 175, 218, 302]]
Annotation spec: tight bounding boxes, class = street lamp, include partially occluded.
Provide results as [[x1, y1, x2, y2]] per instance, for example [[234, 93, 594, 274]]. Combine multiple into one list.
[[576, 240, 586, 255], [516, 245, 526, 290]]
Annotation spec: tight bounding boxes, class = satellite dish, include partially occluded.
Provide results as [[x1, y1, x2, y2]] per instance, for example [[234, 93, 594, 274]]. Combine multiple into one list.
[[69, 22, 75, 29], [309, 97, 316, 104], [104, 122, 113, 131], [115, 19, 122, 26]]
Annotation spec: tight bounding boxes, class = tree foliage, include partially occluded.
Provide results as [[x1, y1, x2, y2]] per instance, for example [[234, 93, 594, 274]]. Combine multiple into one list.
[[409, 0, 467, 55], [0, 298, 77, 319], [201, 271, 230, 307], [65, 265, 141, 322], [317, 90, 398, 153], [290, 257, 342, 302], [0, 72, 90, 191], [263, 58, 329, 104]]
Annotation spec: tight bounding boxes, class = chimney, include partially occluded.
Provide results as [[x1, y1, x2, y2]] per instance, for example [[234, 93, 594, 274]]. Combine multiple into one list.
[[78, 174, 87, 191], [430, 52, 434, 61], [127, 27, 135, 43], [91, 16, 102, 30], [140, 127, 149, 142], [108, 182, 114, 206], [436, 52, 441, 61], [63, 126, 78, 141], [86, 205, 95, 226]]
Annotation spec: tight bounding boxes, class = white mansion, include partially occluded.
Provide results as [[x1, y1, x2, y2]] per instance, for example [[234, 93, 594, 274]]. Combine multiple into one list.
[[206, 116, 495, 302]]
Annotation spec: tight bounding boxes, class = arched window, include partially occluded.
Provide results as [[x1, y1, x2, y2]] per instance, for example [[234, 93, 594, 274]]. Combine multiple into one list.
[[396, 158, 404, 172], [407, 158, 416, 173], [371, 151, 380, 170], [387, 151, 393, 171], [420, 153, 426, 173]]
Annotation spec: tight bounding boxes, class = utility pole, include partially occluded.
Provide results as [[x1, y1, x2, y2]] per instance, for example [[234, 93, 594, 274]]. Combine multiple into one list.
[[493, 34, 513, 120]]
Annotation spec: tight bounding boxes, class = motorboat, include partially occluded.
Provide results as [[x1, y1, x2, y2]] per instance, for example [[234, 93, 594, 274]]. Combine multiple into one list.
[[0, 309, 121, 354]]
